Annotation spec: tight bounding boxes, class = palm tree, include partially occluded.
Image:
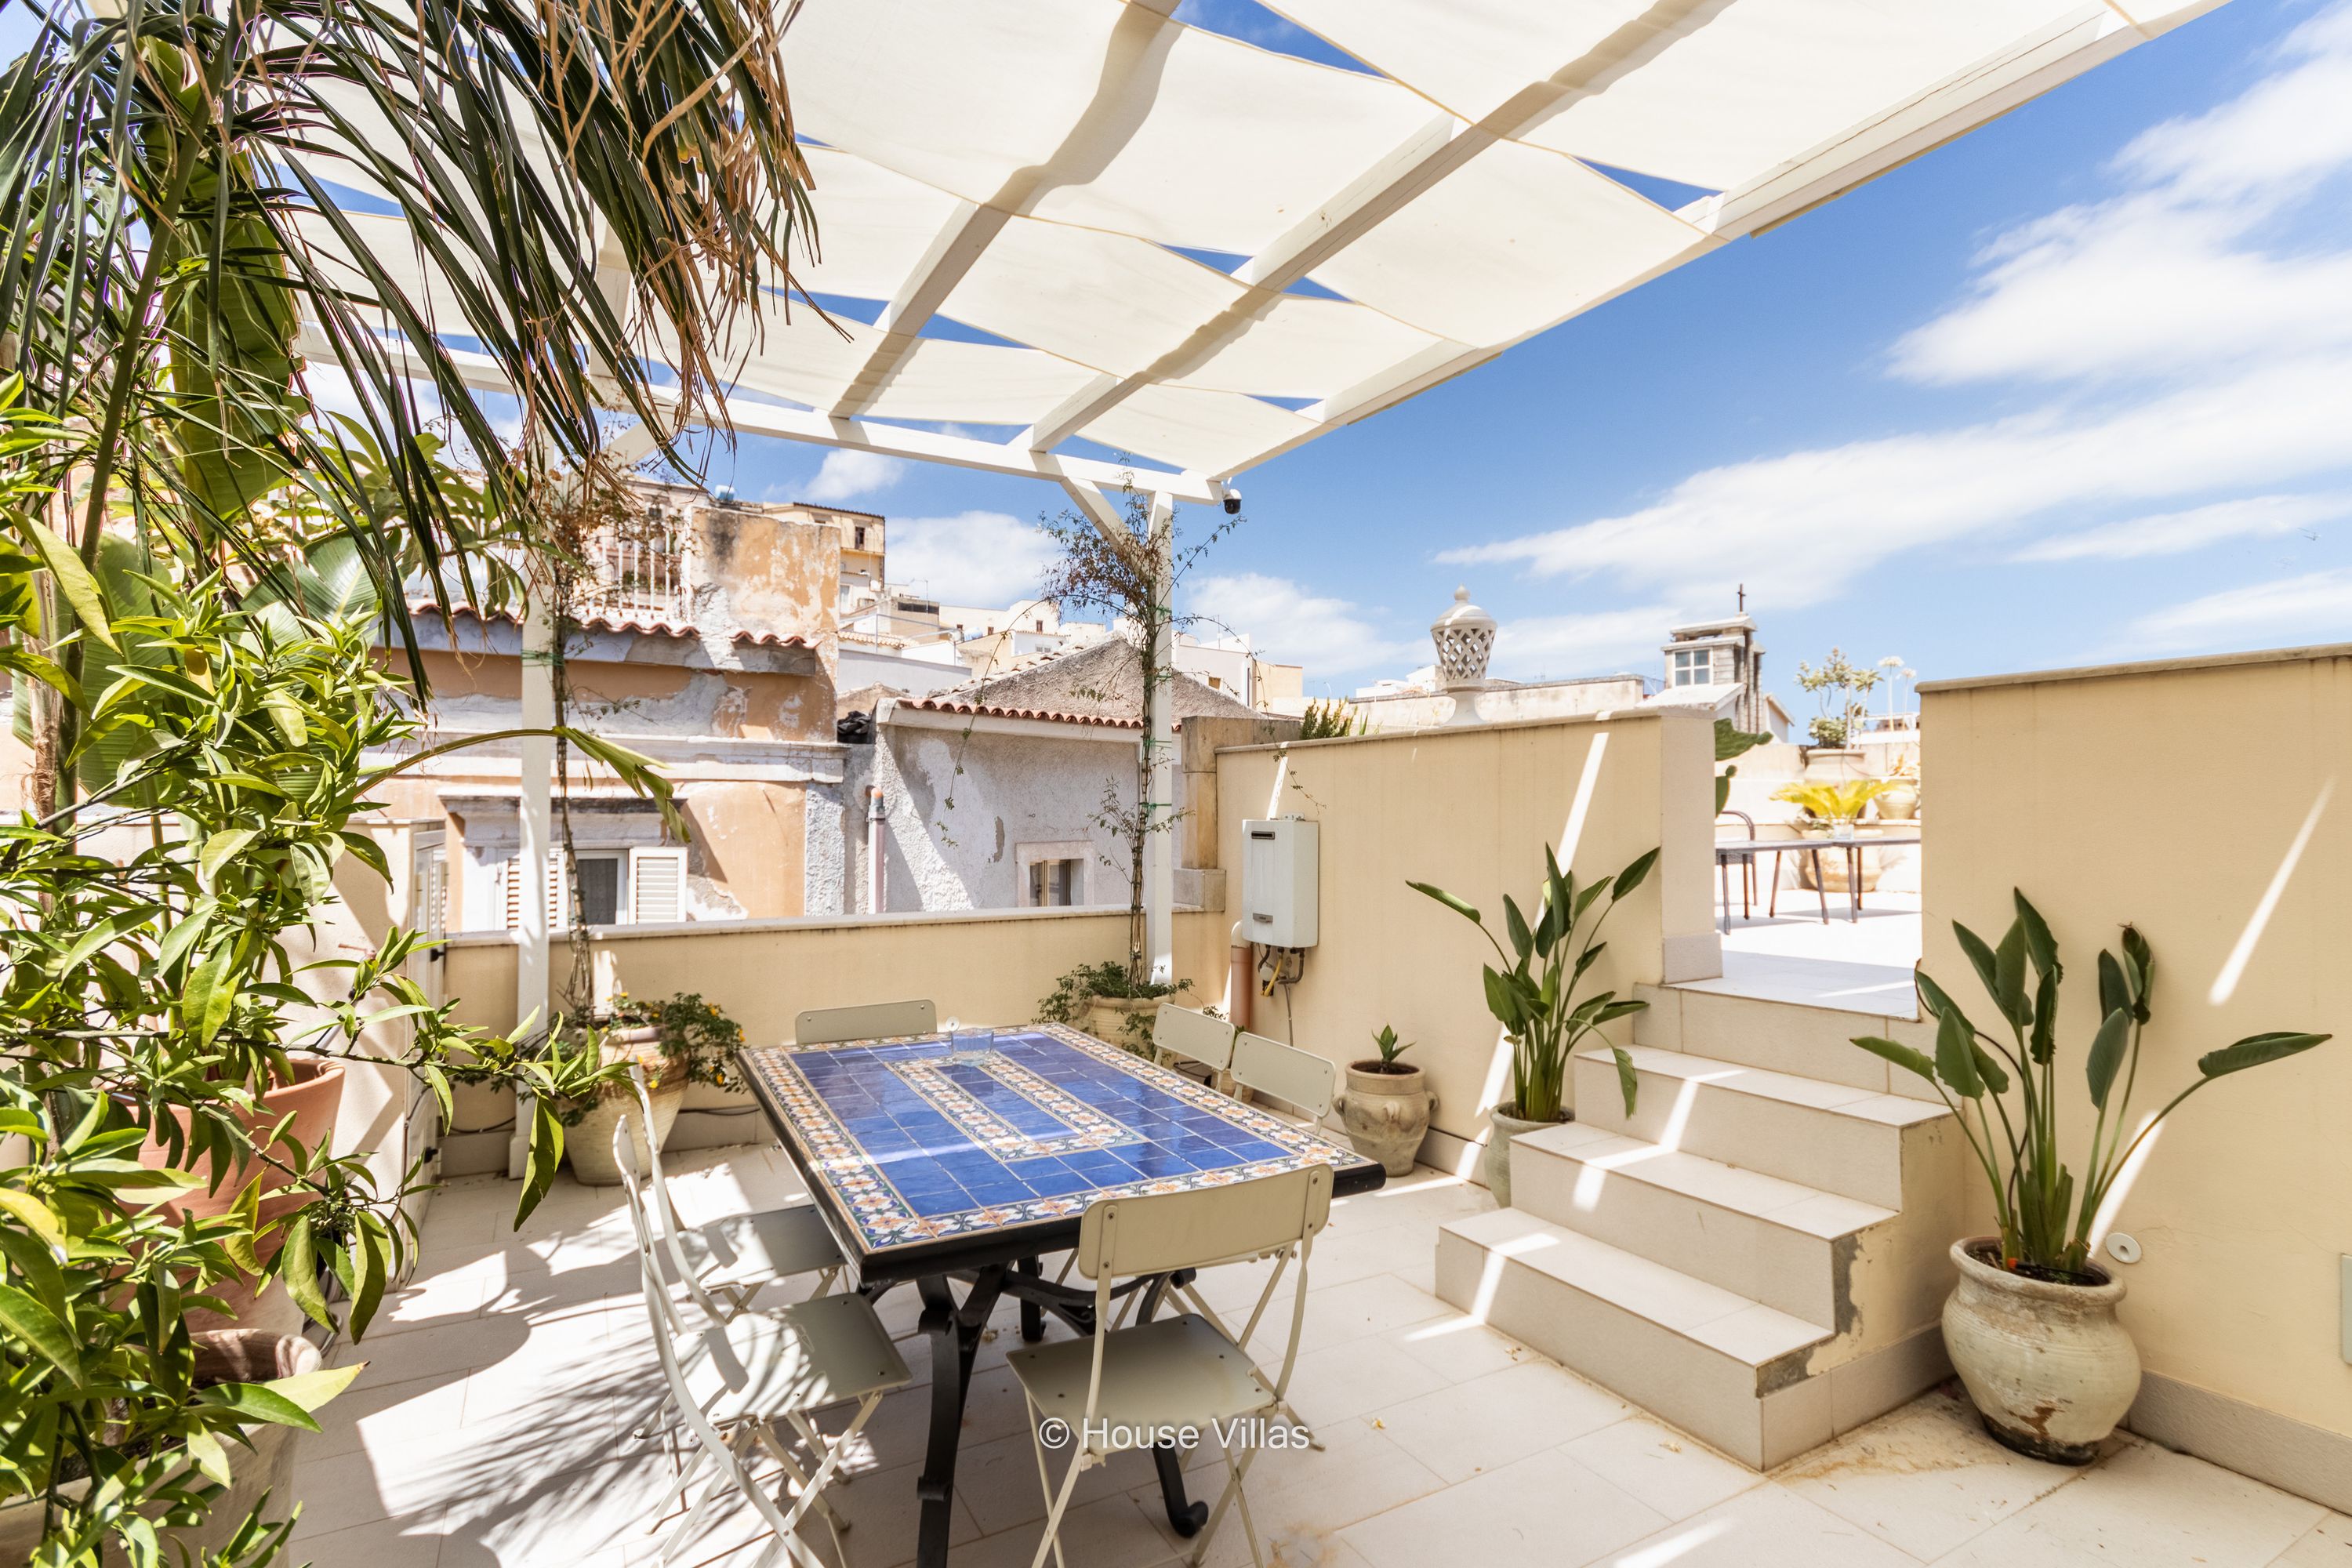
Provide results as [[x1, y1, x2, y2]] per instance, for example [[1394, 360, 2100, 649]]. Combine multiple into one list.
[[0, 0, 820, 802]]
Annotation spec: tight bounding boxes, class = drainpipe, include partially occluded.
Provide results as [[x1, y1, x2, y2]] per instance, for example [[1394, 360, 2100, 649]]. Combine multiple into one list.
[[1227, 922, 1253, 1033], [866, 786, 887, 914]]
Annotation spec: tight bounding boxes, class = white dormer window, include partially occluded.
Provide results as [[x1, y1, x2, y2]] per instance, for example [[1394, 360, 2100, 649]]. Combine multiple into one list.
[[1670, 648, 1712, 686]]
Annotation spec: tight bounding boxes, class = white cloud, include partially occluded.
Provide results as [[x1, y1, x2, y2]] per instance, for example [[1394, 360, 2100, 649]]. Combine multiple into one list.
[[2013, 493, 2345, 563], [1441, 355, 2352, 608], [1188, 572, 1417, 676], [1443, 6, 2352, 615], [1492, 606, 1679, 680], [804, 449, 908, 503], [885, 511, 1059, 606], [1892, 9, 2352, 387], [2129, 568, 2352, 650]]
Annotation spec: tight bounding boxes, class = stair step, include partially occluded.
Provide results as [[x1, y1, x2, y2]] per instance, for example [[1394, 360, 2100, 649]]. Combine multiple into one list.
[[1633, 982, 1944, 1104], [1436, 1209, 1832, 1468], [1574, 1045, 1949, 1207], [1506, 1123, 1896, 1327]]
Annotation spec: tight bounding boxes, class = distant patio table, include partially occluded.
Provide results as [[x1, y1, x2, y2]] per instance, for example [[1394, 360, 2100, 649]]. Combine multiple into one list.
[[1714, 833, 1923, 931], [737, 1022, 1384, 1568]]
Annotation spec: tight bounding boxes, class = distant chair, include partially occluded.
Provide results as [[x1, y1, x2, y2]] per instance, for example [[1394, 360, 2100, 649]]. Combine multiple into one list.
[[793, 998, 937, 1045], [1231, 1030, 1336, 1126], [1152, 1003, 1237, 1087]]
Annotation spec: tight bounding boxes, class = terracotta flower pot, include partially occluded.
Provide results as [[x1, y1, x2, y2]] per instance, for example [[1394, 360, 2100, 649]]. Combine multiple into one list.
[[1943, 1237, 2140, 1465], [1083, 995, 1160, 1054], [1337, 1062, 1432, 1177], [136, 1061, 346, 1229]]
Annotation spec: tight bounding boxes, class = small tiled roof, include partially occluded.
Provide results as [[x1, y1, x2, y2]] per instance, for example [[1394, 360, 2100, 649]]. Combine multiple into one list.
[[408, 601, 810, 650], [895, 636, 1256, 731]]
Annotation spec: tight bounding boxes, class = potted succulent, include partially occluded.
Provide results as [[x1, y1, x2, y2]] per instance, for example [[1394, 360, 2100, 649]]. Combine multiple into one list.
[[564, 993, 743, 1185], [1335, 1025, 1435, 1177], [1852, 892, 2329, 1463], [1774, 779, 1892, 892], [1410, 844, 1655, 1206]]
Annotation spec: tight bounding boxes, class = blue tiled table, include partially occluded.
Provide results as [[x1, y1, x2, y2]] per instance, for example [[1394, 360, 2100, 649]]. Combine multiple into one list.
[[738, 1022, 1383, 1566]]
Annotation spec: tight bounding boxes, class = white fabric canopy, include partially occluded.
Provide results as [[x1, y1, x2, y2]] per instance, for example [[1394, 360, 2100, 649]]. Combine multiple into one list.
[[299, 0, 2224, 486]]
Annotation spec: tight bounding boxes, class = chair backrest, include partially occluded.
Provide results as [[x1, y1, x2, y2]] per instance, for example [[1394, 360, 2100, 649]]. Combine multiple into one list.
[[1232, 1031, 1336, 1120], [1152, 1004, 1236, 1071], [794, 998, 938, 1045], [613, 1111, 697, 1341], [625, 1067, 737, 1323], [1073, 1162, 1334, 1283]]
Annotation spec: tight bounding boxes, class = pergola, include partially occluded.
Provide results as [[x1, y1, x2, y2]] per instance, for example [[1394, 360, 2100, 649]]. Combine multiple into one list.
[[307, 0, 2212, 1153]]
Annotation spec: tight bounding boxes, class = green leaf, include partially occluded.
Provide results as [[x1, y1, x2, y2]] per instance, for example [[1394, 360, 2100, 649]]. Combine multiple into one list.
[[2085, 1007, 2132, 1109], [2012, 889, 2061, 982], [1970, 1043, 2012, 1096], [517, 1099, 564, 1225], [263, 1360, 365, 1415], [186, 1429, 233, 1487], [279, 1216, 335, 1332], [2198, 1032, 2330, 1078], [0, 1188, 67, 1254], [347, 1223, 387, 1342], [1953, 923, 2002, 1011], [1994, 920, 2032, 1029], [1935, 1010, 1984, 1098], [1852, 1034, 1936, 1084], [15, 514, 118, 652], [1503, 895, 1533, 961], [1611, 848, 1660, 899], [2097, 949, 2130, 1024], [1610, 1046, 1640, 1118], [199, 1382, 321, 1433], [183, 942, 238, 1045], [1406, 880, 1481, 925], [0, 1280, 82, 1385], [199, 828, 258, 884]]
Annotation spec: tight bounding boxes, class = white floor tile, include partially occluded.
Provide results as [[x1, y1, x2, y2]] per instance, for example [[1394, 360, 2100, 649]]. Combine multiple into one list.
[[1931, 1439, 2323, 1568], [1563, 1417, 1766, 1522], [1338, 1445, 1668, 1568]]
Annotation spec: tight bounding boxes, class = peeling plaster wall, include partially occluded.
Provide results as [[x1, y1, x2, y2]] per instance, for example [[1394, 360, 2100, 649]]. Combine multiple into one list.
[[841, 725, 1170, 913]]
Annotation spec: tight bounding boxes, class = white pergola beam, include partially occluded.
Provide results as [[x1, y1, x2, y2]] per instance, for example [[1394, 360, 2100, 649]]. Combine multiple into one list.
[[299, 325, 1220, 503], [826, 199, 1007, 417]]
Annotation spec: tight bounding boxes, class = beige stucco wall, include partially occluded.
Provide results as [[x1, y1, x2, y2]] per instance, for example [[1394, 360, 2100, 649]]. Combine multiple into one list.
[[1921, 644, 2352, 1447], [1210, 709, 1717, 1153]]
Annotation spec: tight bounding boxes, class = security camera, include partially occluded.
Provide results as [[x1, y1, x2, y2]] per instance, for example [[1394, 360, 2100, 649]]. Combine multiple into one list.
[[1221, 488, 1243, 516]]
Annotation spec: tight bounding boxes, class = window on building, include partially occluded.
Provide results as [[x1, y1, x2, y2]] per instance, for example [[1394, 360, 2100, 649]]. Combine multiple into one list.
[[1028, 858, 1081, 907], [853, 526, 866, 549], [573, 855, 622, 927], [1207, 675, 1222, 689], [1033, 619, 1044, 633], [1670, 648, 1712, 687]]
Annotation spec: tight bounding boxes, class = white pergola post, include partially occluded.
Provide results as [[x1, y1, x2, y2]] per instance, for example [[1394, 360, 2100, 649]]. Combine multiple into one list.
[[509, 588, 555, 1178], [1144, 492, 1176, 986]]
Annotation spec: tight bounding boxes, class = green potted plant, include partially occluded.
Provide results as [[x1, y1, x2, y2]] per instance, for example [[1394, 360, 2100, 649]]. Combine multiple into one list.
[[1795, 648, 1880, 752], [564, 993, 745, 1185], [1852, 892, 2328, 1463], [1038, 960, 1190, 1055], [1409, 844, 1655, 1206], [1335, 1025, 1434, 1177]]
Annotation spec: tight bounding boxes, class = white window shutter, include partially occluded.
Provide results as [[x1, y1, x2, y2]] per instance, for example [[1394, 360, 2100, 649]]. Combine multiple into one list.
[[630, 848, 686, 924], [549, 849, 570, 932], [502, 855, 521, 930]]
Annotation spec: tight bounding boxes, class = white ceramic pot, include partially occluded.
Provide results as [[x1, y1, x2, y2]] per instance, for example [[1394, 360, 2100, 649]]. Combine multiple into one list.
[[1337, 1063, 1432, 1177], [1084, 995, 1161, 1054], [568, 1075, 685, 1186], [1482, 1104, 1561, 1209], [1942, 1237, 2140, 1465]]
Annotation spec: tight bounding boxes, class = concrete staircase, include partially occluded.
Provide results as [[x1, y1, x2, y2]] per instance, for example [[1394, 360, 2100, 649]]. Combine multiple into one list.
[[1436, 983, 1971, 1468]]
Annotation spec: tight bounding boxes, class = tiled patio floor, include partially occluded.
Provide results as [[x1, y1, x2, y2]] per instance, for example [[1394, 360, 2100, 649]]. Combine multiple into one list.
[[292, 1143, 2343, 1568]]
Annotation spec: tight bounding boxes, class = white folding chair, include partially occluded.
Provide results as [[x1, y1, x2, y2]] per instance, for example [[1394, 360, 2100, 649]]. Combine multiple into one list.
[[1011, 1166, 1334, 1568], [617, 1115, 910, 1568], [1152, 1003, 1238, 1087], [623, 1067, 848, 1452], [1230, 1031, 1336, 1127], [627, 1066, 843, 1322], [793, 999, 937, 1045]]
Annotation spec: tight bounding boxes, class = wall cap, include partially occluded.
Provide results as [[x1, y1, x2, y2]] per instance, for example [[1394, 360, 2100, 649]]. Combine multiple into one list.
[[429, 901, 1217, 949], [1212, 705, 1676, 757], [1918, 641, 2352, 696]]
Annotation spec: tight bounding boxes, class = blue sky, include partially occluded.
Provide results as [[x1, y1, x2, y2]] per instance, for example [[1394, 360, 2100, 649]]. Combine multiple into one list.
[[710, 0, 2352, 701], [9, 0, 2347, 704]]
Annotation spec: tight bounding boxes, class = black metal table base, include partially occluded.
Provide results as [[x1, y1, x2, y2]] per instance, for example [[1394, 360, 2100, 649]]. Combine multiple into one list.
[[880, 1258, 1206, 1568]]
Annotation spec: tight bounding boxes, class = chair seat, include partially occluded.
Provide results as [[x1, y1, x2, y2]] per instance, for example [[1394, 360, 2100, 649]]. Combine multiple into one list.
[[684, 1293, 912, 1425], [1007, 1313, 1274, 1444], [677, 1203, 842, 1290]]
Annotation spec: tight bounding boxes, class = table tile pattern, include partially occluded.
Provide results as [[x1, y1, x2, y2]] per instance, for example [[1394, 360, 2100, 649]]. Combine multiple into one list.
[[742, 1023, 1365, 1256]]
